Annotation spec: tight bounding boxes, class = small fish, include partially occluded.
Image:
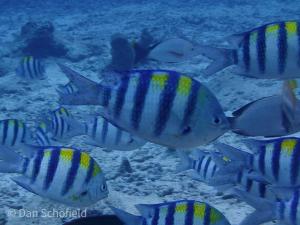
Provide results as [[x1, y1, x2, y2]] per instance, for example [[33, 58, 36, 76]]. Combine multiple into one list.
[[34, 121, 52, 146], [0, 146, 108, 206], [112, 200, 230, 225], [176, 150, 222, 183], [199, 21, 300, 79], [228, 80, 300, 137], [84, 116, 147, 151], [216, 138, 300, 187], [16, 56, 45, 80], [0, 119, 34, 146], [148, 38, 200, 63], [230, 189, 300, 225], [57, 64, 229, 149], [57, 82, 78, 95], [37, 107, 85, 142]]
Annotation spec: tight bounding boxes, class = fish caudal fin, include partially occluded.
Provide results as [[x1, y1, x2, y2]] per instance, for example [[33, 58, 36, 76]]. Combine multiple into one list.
[[233, 188, 276, 225], [196, 45, 235, 76], [0, 147, 23, 173], [57, 63, 102, 105], [176, 150, 193, 172], [111, 207, 143, 225]]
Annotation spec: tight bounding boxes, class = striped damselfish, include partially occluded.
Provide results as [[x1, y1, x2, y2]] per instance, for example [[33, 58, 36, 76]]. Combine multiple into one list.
[[176, 150, 224, 183], [0, 119, 34, 146], [216, 138, 300, 187], [57, 82, 78, 95], [112, 200, 230, 225], [57, 64, 229, 149], [230, 189, 300, 225], [16, 56, 45, 80], [199, 21, 300, 79], [0, 146, 108, 206]]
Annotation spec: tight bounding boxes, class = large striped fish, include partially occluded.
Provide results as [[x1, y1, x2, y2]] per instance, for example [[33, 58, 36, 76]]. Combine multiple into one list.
[[112, 200, 230, 225], [231, 189, 300, 225], [216, 138, 300, 187], [0, 119, 34, 146], [16, 56, 45, 80], [0, 146, 108, 206], [199, 21, 300, 79], [57, 64, 229, 149]]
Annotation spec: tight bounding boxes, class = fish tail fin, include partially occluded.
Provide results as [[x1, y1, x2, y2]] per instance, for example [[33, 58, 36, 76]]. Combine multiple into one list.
[[57, 63, 102, 105], [197, 46, 235, 76], [0, 147, 23, 173], [233, 188, 276, 225], [111, 207, 144, 225], [176, 150, 193, 172]]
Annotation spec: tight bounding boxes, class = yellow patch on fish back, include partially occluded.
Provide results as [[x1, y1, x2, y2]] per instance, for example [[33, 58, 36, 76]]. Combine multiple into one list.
[[210, 208, 222, 223], [177, 76, 192, 96], [24, 56, 32, 63], [194, 203, 205, 219], [175, 203, 187, 213], [59, 107, 67, 114], [266, 24, 279, 34], [151, 72, 168, 88], [93, 163, 102, 176], [44, 150, 51, 158], [8, 119, 15, 126], [288, 80, 298, 90], [281, 139, 297, 155], [80, 152, 90, 169], [60, 148, 74, 162], [222, 156, 231, 162], [285, 21, 297, 35]]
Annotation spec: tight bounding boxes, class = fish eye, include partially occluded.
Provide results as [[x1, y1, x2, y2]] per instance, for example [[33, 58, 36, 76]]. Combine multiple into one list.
[[101, 184, 107, 191], [128, 138, 134, 144], [182, 126, 192, 135], [80, 191, 88, 196], [212, 116, 221, 125]]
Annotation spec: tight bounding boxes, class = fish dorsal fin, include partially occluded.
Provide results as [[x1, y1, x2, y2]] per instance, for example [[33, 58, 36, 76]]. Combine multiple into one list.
[[232, 97, 272, 117]]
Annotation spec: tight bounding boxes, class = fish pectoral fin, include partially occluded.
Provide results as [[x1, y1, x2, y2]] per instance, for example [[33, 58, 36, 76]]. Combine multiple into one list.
[[12, 176, 39, 195], [245, 172, 268, 183]]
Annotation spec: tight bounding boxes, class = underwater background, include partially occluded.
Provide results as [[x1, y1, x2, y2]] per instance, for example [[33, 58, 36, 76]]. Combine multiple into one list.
[[0, 0, 299, 224]]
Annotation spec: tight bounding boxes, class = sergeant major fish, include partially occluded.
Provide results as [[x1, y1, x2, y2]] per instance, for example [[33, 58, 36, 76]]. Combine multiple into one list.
[[199, 21, 300, 79], [216, 138, 300, 188], [16, 56, 45, 80], [57, 64, 229, 149], [0, 146, 108, 206], [112, 200, 230, 225], [57, 82, 78, 95], [0, 119, 34, 146]]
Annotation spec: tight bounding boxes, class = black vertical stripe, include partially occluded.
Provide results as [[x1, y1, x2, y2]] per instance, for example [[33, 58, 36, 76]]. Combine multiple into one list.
[[232, 50, 239, 64], [297, 22, 300, 67], [257, 26, 267, 73], [243, 32, 251, 71], [131, 72, 151, 130], [31, 149, 44, 183], [279, 201, 285, 220], [2, 120, 8, 145], [165, 203, 175, 225], [44, 148, 60, 190], [101, 119, 108, 143], [185, 201, 194, 225], [85, 158, 94, 184], [154, 72, 180, 136], [53, 114, 59, 137], [259, 183, 266, 198], [278, 22, 288, 74], [113, 75, 130, 119], [92, 117, 98, 138], [203, 204, 211, 225], [22, 158, 29, 174], [62, 150, 81, 195], [22, 124, 26, 143], [102, 87, 111, 107], [181, 80, 200, 130], [32, 58, 39, 78], [11, 120, 18, 146], [151, 207, 159, 225], [197, 157, 205, 173], [203, 157, 211, 180], [272, 142, 281, 181], [290, 191, 299, 224], [26, 57, 33, 79], [246, 178, 253, 192], [291, 141, 300, 185], [211, 164, 218, 178]]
